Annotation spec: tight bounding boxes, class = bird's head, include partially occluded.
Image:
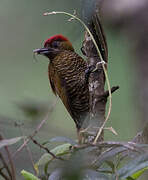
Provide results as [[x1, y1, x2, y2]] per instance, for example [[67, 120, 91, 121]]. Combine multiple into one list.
[[33, 35, 74, 59]]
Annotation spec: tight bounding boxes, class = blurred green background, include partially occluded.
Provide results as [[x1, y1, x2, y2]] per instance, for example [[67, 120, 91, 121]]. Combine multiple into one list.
[[0, 0, 138, 178]]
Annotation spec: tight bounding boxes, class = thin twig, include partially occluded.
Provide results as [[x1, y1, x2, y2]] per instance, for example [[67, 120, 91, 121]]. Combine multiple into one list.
[[12, 100, 57, 159], [0, 134, 16, 180], [19, 125, 37, 176], [31, 137, 65, 161], [0, 153, 12, 179], [4, 146, 16, 180], [0, 168, 9, 180], [73, 141, 142, 152]]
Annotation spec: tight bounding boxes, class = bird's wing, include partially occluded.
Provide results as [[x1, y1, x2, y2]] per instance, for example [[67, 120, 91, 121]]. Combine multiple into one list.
[[48, 64, 78, 124]]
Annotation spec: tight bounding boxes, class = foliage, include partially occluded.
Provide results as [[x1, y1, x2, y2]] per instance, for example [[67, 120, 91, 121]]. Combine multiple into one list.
[[1, 134, 148, 179], [21, 170, 40, 180], [21, 136, 148, 180]]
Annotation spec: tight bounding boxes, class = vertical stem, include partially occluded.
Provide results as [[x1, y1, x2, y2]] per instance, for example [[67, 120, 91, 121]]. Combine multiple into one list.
[[0, 134, 16, 180]]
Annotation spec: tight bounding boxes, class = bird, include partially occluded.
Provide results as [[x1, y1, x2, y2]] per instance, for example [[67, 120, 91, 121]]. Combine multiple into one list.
[[33, 35, 89, 131]]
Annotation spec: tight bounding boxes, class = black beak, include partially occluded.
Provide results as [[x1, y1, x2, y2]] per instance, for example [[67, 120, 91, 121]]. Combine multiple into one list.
[[33, 48, 51, 55], [33, 47, 60, 59]]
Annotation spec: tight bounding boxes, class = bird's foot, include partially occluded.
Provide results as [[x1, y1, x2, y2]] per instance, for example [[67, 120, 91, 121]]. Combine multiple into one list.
[[85, 61, 106, 83], [78, 127, 97, 144]]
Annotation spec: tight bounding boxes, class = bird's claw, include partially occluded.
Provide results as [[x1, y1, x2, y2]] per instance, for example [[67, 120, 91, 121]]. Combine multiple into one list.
[[92, 61, 106, 72], [85, 61, 106, 83]]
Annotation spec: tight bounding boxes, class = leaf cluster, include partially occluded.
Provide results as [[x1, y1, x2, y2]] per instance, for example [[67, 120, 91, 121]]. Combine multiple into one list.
[[19, 136, 148, 180]]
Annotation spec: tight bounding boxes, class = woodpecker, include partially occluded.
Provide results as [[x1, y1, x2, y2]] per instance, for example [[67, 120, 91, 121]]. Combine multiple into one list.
[[34, 35, 89, 130]]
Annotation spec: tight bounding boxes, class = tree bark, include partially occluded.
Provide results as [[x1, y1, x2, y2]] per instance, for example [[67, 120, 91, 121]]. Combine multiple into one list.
[[81, 6, 108, 143]]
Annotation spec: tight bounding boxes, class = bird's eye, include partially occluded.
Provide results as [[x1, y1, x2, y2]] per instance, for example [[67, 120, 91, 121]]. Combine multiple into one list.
[[52, 41, 59, 48]]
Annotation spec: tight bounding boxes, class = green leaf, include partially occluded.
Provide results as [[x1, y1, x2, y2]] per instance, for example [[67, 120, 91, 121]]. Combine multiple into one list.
[[130, 166, 148, 179], [95, 146, 126, 167], [126, 177, 135, 180], [36, 143, 71, 167], [50, 143, 71, 156], [21, 170, 40, 180], [36, 153, 52, 167], [116, 153, 148, 178], [44, 136, 76, 145], [0, 136, 24, 149]]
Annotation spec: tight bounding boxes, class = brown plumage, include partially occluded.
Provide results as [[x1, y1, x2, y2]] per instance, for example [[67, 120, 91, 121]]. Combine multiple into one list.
[[34, 35, 89, 129]]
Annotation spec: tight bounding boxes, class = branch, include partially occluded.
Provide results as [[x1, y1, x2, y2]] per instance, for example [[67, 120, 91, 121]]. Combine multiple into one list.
[[12, 100, 57, 159], [132, 122, 148, 144], [82, 10, 108, 143], [31, 137, 65, 161], [18, 125, 37, 176], [0, 167, 9, 180], [0, 153, 11, 179], [0, 134, 16, 180], [4, 146, 16, 180]]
